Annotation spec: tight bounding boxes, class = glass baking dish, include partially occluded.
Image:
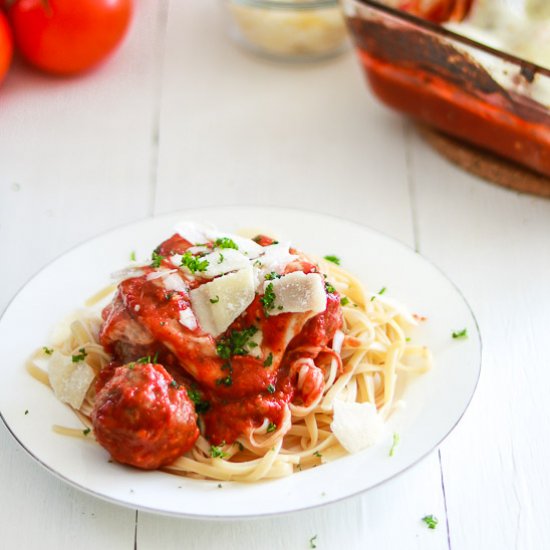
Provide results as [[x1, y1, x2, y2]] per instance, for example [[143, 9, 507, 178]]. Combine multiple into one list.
[[342, 0, 550, 178]]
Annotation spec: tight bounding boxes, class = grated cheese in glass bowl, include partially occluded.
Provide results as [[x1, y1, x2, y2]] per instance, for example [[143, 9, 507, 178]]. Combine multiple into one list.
[[222, 0, 349, 61]]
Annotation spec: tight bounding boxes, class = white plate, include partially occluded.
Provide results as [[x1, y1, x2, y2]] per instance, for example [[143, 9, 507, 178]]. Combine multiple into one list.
[[0, 207, 481, 519]]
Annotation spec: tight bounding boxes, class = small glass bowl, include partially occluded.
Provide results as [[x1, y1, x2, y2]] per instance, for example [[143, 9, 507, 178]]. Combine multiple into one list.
[[222, 0, 349, 61]]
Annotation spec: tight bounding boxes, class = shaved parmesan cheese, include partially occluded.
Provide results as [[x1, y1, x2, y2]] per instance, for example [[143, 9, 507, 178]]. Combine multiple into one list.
[[332, 330, 345, 354], [173, 221, 212, 244], [145, 268, 177, 281], [201, 249, 250, 278], [179, 308, 198, 331], [331, 400, 386, 453], [163, 273, 187, 293], [111, 267, 145, 282], [264, 272, 326, 316], [170, 254, 183, 268], [187, 245, 211, 256], [204, 230, 264, 259], [252, 243, 297, 288], [48, 351, 95, 409], [190, 266, 255, 336]]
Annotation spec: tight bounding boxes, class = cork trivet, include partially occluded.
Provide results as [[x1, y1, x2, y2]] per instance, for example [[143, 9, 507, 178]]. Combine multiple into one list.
[[418, 126, 550, 198]]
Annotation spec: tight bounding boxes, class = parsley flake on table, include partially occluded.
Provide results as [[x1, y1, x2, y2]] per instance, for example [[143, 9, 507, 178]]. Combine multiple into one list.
[[389, 432, 400, 457], [323, 255, 340, 265], [151, 251, 164, 268], [180, 251, 209, 274], [214, 237, 239, 250], [452, 328, 468, 339], [42, 346, 54, 355], [309, 535, 318, 548], [130, 250, 136, 261], [422, 515, 438, 529], [71, 348, 87, 363]]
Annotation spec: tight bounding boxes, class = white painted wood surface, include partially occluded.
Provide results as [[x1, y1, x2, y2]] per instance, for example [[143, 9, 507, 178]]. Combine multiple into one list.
[[1, 0, 549, 548]]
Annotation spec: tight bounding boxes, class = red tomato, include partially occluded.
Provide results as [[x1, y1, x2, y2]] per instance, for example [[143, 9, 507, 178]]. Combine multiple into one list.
[[0, 11, 13, 85], [8, 0, 133, 75]]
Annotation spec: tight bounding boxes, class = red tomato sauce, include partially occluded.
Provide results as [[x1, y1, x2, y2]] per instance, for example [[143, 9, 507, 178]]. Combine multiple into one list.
[[97, 234, 344, 453]]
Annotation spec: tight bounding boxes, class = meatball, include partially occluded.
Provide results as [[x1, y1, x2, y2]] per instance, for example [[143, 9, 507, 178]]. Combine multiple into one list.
[[91, 362, 199, 470]]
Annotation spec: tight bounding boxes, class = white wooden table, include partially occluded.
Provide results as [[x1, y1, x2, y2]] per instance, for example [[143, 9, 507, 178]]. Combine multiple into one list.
[[1, 1, 549, 548]]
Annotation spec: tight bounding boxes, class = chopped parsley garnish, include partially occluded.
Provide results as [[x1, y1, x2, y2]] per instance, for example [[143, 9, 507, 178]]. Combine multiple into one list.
[[324, 255, 340, 265], [210, 444, 228, 459], [216, 326, 258, 359], [210, 296, 220, 304], [261, 282, 276, 314], [325, 282, 336, 294], [389, 432, 400, 457], [422, 515, 438, 529], [217, 253, 224, 264], [216, 375, 233, 387], [180, 251, 209, 274], [340, 297, 350, 306], [264, 272, 281, 281], [452, 328, 468, 339], [217, 483, 223, 489], [309, 535, 318, 549], [266, 422, 277, 433], [71, 348, 87, 363], [370, 286, 387, 302], [169, 380, 178, 389], [43, 346, 54, 355], [24, 410, 29, 415], [313, 451, 322, 458], [151, 251, 164, 268], [263, 353, 273, 367], [187, 388, 210, 413], [130, 250, 136, 262], [267, 384, 276, 394], [82, 428, 91, 436], [214, 237, 238, 250], [136, 351, 159, 365], [405, 337, 411, 342]]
